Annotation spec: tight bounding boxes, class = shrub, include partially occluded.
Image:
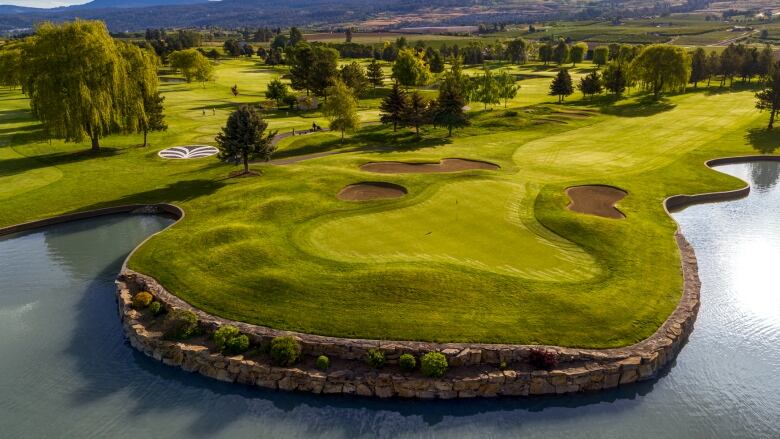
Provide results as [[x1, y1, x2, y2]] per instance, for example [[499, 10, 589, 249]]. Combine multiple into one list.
[[213, 325, 241, 351], [149, 301, 163, 316], [399, 353, 416, 372], [366, 348, 386, 368], [270, 336, 301, 366], [503, 110, 518, 117], [132, 291, 153, 309], [224, 334, 250, 355], [420, 352, 448, 378], [163, 309, 199, 340], [528, 348, 559, 371], [499, 361, 508, 370], [316, 355, 330, 371]]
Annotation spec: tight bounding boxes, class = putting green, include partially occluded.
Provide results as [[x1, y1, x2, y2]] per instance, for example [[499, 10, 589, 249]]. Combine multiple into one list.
[[307, 179, 600, 280]]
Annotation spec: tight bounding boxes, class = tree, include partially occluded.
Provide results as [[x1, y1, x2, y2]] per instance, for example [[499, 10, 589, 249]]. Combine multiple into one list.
[[433, 66, 469, 136], [759, 45, 774, 81], [141, 91, 167, 147], [403, 91, 429, 137], [428, 50, 445, 73], [392, 48, 432, 87], [380, 82, 407, 131], [496, 70, 519, 108], [603, 61, 628, 97], [367, 59, 384, 87], [223, 39, 242, 57], [266, 78, 290, 107], [578, 70, 603, 99], [592, 46, 609, 67], [323, 80, 360, 142], [215, 105, 276, 175], [629, 44, 690, 100], [506, 38, 528, 64], [289, 27, 304, 46], [121, 43, 166, 147], [706, 51, 720, 87], [310, 46, 339, 97], [549, 68, 573, 102], [0, 44, 22, 88], [339, 61, 369, 96], [475, 66, 500, 109], [756, 61, 780, 129], [288, 42, 314, 94], [538, 43, 553, 65], [719, 43, 742, 87], [345, 28, 353, 43], [553, 40, 569, 65], [19, 20, 153, 151], [569, 42, 587, 66], [169, 49, 214, 86], [690, 48, 707, 88]]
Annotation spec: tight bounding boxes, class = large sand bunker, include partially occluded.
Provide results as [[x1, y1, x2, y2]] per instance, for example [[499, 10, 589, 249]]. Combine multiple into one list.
[[360, 158, 499, 174], [566, 185, 627, 219], [337, 182, 407, 201]]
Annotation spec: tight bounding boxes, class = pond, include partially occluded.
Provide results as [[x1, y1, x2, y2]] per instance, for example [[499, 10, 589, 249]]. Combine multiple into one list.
[[0, 162, 778, 438]]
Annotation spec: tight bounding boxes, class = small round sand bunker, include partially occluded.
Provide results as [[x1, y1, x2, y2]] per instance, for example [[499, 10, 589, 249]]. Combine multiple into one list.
[[338, 182, 407, 201], [566, 185, 627, 219], [360, 158, 499, 174]]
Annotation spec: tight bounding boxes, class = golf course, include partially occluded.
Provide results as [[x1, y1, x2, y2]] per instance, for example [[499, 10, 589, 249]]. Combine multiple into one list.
[[0, 56, 771, 349]]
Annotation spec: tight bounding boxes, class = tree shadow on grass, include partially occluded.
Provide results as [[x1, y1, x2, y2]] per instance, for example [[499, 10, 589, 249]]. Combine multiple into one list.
[[745, 127, 780, 154], [0, 147, 121, 177], [69, 178, 227, 212], [566, 95, 676, 117]]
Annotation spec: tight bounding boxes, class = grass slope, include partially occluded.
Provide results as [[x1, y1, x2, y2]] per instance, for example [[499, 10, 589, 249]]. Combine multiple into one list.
[[0, 58, 773, 347]]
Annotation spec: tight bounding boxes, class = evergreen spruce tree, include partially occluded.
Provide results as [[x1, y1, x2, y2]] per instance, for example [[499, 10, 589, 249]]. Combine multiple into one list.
[[142, 91, 167, 147], [380, 82, 407, 131], [216, 106, 276, 175], [549, 68, 574, 102], [367, 59, 384, 87], [403, 91, 429, 137], [578, 70, 603, 99], [433, 71, 469, 136], [603, 61, 628, 97]]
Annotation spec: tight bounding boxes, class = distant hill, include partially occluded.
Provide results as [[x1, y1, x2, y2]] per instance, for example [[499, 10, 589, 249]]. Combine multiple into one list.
[[79, 0, 210, 8], [0, 0, 720, 34]]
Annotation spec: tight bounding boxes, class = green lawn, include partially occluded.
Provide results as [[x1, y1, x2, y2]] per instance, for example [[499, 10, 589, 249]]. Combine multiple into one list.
[[0, 58, 774, 347]]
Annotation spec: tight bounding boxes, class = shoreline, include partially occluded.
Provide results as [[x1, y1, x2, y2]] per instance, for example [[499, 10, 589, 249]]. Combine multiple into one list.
[[1, 155, 770, 398]]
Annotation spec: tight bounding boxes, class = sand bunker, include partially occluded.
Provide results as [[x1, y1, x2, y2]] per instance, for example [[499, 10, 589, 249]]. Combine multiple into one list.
[[338, 182, 407, 201], [360, 158, 499, 174], [566, 185, 627, 219]]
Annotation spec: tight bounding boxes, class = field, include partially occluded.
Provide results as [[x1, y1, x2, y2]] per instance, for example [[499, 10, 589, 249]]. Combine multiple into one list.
[[0, 57, 774, 347]]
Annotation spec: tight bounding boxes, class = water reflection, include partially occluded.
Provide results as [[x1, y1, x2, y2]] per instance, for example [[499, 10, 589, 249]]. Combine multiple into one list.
[[748, 161, 780, 192]]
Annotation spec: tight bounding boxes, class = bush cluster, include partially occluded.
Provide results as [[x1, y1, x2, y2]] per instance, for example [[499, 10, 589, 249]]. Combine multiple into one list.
[[149, 301, 163, 316], [316, 355, 330, 371], [163, 309, 199, 340], [420, 352, 448, 378], [399, 353, 416, 372], [366, 348, 386, 368], [528, 348, 559, 371], [132, 291, 153, 309], [270, 336, 301, 366], [213, 325, 250, 355]]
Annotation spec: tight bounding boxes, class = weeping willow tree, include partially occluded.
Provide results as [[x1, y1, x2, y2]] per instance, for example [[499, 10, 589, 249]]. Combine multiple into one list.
[[20, 20, 158, 151], [0, 43, 23, 89], [121, 42, 166, 146], [629, 44, 691, 100]]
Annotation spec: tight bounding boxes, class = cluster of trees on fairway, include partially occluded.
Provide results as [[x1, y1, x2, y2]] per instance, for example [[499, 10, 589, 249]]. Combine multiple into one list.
[[169, 48, 215, 86], [690, 43, 774, 88], [2, 20, 167, 150], [143, 28, 202, 58]]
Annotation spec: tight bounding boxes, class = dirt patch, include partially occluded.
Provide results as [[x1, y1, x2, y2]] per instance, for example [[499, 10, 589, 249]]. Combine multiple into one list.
[[337, 182, 407, 201], [566, 185, 627, 219], [360, 158, 499, 174]]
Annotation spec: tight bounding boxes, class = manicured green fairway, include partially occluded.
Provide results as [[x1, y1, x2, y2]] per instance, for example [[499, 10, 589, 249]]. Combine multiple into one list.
[[0, 58, 772, 347]]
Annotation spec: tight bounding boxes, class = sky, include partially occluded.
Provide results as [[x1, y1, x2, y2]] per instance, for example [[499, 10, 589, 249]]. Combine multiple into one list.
[[2, 1, 90, 7]]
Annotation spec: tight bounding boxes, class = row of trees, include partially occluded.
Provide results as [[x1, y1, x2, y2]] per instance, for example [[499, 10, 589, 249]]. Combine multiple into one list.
[[690, 44, 774, 88], [3, 20, 167, 150]]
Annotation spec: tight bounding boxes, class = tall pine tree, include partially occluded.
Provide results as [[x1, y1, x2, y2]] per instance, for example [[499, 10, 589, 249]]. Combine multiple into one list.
[[403, 91, 429, 137], [367, 59, 384, 87], [549, 69, 574, 103], [433, 70, 469, 136], [380, 82, 407, 131]]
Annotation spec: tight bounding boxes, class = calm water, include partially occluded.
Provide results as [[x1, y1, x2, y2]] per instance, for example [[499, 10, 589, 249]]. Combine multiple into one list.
[[1, 162, 778, 438]]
